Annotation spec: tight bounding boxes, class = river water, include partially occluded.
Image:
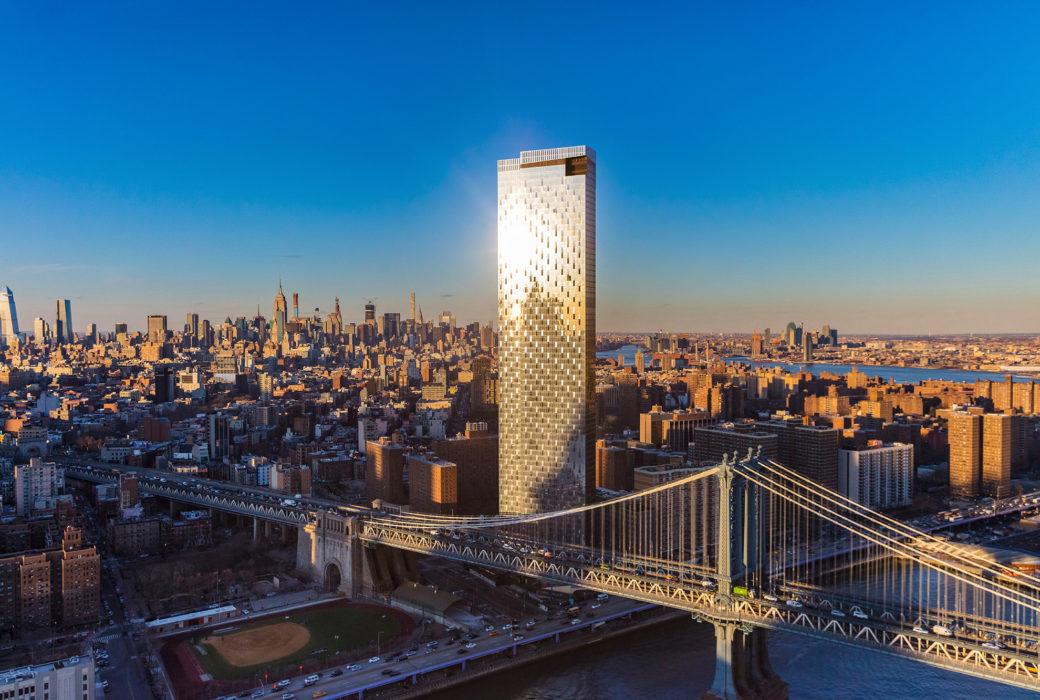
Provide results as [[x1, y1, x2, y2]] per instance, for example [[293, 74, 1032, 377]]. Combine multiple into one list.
[[598, 345, 1035, 384], [429, 616, 1035, 699]]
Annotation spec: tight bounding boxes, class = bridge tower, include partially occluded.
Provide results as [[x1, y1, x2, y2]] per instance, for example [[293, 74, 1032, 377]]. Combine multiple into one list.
[[700, 452, 787, 700], [296, 511, 368, 596]]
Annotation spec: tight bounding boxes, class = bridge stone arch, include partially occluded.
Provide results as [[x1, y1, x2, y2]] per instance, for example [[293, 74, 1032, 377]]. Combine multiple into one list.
[[296, 511, 368, 596], [324, 561, 343, 592]]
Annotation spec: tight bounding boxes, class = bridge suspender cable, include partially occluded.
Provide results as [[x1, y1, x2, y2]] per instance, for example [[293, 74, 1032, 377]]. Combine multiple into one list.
[[749, 458, 1040, 593], [736, 464, 1040, 620]]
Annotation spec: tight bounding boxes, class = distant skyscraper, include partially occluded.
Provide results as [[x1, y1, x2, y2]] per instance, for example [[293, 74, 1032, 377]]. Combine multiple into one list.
[[147, 315, 167, 343], [187, 312, 199, 340], [410, 292, 416, 321], [382, 312, 400, 340], [497, 145, 595, 515], [292, 292, 299, 319], [85, 323, 97, 344], [803, 335, 813, 362], [364, 301, 376, 325], [274, 281, 287, 343], [324, 298, 343, 336], [785, 321, 796, 346], [0, 286, 18, 346], [55, 299, 73, 344], [33, 317, 46, 344], [751, 331, 763, 357]]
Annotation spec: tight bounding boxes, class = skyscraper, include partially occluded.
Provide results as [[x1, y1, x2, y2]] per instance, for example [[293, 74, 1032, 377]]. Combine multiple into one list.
[[33, 317, 48, 345], [948, 410, 982, 499], [146, 315, 167, 343], [0, 287, 18, 346], [497, 145, 595, 515], [751, 331, 763, 357], [410, 292, 416, 321], [785, 321, 797, 346], [982, 413, 1013, 498], [55, 299, 73, 344], [273, 281, 287, 343], [186, 312, 199, 340]]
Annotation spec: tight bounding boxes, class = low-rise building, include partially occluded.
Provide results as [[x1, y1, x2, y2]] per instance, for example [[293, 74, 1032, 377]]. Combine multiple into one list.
[[0, 655, 95, 700]]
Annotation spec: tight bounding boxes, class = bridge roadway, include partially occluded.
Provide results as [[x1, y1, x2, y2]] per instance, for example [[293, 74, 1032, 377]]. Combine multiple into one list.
[[59, 456, 367, 526], [361, 519, 1040, 692], [57, 453, 1040, 536]]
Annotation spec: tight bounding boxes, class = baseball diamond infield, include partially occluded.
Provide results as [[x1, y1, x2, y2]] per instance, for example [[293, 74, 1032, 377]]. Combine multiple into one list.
[[202, 620, 311, 667]]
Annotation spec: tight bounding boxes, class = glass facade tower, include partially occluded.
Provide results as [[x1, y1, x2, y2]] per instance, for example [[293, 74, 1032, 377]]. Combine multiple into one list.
[[497, 146, 596, 515], [0, 287, 18, 346], [55, 299, 73, 344]]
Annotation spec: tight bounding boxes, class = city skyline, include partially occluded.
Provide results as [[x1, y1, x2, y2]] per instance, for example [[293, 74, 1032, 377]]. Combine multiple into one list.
[[4, 4, 1040, 334], [6, 277, 1040, 340], [4, 6, 1040, 699]]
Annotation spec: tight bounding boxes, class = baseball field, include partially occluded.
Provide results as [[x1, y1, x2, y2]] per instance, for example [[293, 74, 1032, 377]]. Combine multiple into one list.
[[188, 603, 408, 681]]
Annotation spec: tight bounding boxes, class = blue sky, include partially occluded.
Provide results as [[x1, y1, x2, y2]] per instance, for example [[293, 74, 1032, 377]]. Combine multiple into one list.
[[2, 2, 1040, 334]]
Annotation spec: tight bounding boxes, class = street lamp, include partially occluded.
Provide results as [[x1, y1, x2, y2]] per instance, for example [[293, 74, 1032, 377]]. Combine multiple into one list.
[[377, 631, 383, 656]]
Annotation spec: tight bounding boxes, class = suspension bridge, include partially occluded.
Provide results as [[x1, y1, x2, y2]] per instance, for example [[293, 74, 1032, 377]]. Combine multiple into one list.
[[353, 450, 1040, 699]]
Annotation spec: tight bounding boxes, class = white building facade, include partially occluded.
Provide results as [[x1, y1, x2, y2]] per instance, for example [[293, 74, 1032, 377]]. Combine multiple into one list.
[[14, 458, 64, 516], [838, 441, 914, 509]]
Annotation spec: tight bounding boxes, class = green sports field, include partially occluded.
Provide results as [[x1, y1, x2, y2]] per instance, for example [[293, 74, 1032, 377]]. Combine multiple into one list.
[[191, 604, 405, 681]]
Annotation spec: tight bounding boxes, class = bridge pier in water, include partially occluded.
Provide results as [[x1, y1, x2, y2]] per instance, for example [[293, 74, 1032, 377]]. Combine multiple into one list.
[[701, 453, 786, 699], [701, 622, 787, 700]]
